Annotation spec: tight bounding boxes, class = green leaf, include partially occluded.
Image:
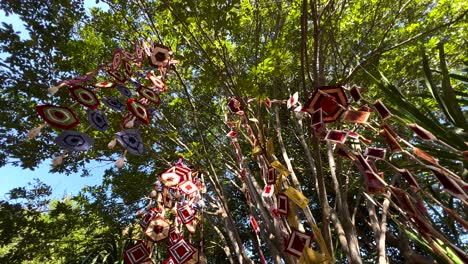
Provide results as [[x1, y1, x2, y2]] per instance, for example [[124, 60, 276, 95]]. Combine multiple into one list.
[[449, 73, 468, 83], [437, 42, 467, 129], [372, 71, 466, 150]]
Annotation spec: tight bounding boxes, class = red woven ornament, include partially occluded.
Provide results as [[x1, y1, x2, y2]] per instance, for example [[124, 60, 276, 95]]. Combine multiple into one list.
[[287, 92, 299, 109], [390, 187, 418, 215], [347, 131, 359, 139], [93, 81, 116, 89], [306, 86, 348, 123], [123, 241, 151, 264], [408, 124, 437, 141], [325, 130, 348, 144], [397, 168, 420, 190], [161, 165, 192, 187], [249, 215, 260, 233], [226, 130, 237, 138], [365, 171, 386, 194], [149, 44, 171, 67], [68, 86, 100, 109], [179, 181, 198, 195], [285, 229, 313, 257], [177, 204, 196, 224], [112, 50, 122, 70], [277, 194, 288, 215], [431, 167, 467, 200], [137, 86, 161, 105], [262, 184, 275, 198], [36, 105, 80, 129], [168, 226, 180, 245], [373, 100, 391, 120], [123, 60, 133, 77], [167, 239, 196, 264], [227, 97, 243, 115], [162, 258, 175, 264], [140, 209, 158, 230], [145, 217, 170, 242], [380, 125, 403, 153], [267, 167, 276, 184], [120, 49, 134, 60], [350, 85, 362, 102], [364, 147, 386, 160], [147, 73, 167, 91], [311, 109, 323, 127], [160, 169, 182, 187], [413, 147, 438, 165], [127, 99, 150, 124], [163, 189, 174, 208], [106, 69, 127, 83], [342, 110, 371, 123]]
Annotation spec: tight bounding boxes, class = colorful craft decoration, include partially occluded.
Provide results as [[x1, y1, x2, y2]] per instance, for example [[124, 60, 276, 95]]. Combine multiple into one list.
[[179, 181, 198, 195], [55, 130, 94, 152], [115, 130, 144, 155], [285, 229, 313, 257], [140, 209, 158, 230], [107, 69, 127, 83], [36, 105, 80, 129], [177, 205, 196, 224], [227, 97, 243, 114], [224, 80, 467, 263], [324, 130, 348, 144], [148, 44, 171, 67], [68, 86, 100, 109], [145, 217, 170, 242], [127, 158, 204, 264], [342, 109, 370, 123], [29, 39, 210, 263], [117, 84, 133, 98], [123, 241, 151, 264], [87, 110, 109, 132], [93, 81, 116, 89], [127, 99, 150, 124], [349, 85, 362, 102], [277, 194, 288, 215], [305, 86, 348, 122], [167, 239, 196, 264], [103, 97, 126, 112], [137, 86, 161, 105]]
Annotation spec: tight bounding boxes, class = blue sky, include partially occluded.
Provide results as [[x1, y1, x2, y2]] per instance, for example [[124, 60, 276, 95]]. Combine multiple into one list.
[[0, 1, 110, 200]]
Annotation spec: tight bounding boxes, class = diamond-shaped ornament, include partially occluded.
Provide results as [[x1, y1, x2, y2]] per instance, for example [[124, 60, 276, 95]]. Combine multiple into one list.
[[123, 241, 151, 264], [167, 239, 196, 264]]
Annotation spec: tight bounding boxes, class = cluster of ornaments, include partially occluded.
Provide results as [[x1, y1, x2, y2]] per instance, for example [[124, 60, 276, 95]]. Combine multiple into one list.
[[29, 38, 211, 263], [225, 84, 467, 262], [226, 96, 325, 262], [29, 40, 177, 166], [124, 159, 206, 264]]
